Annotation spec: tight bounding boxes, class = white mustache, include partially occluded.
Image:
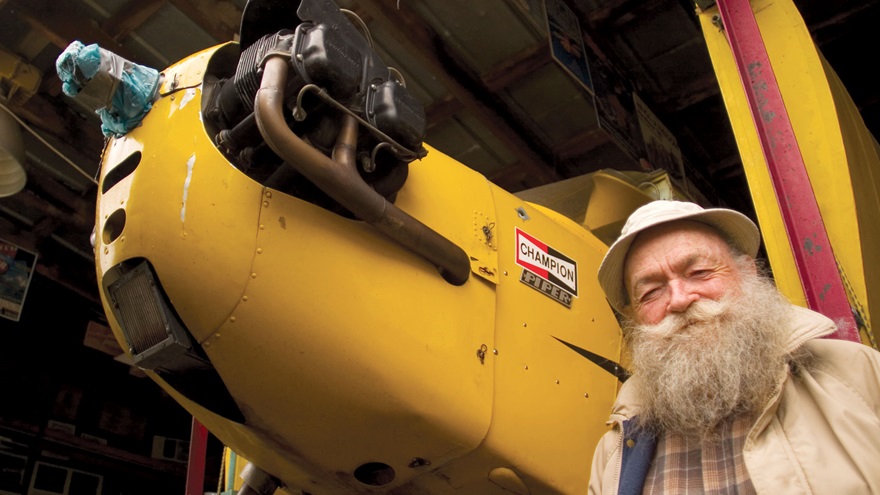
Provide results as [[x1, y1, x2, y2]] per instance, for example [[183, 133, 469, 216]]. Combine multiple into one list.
[[641, 297, 730, 338]]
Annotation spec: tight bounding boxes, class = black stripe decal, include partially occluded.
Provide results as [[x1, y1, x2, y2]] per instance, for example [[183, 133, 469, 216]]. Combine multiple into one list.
[[553, 337, 629, 383]]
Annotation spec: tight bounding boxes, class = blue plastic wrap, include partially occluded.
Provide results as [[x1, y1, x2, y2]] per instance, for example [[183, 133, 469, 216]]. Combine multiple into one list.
[[56, 41, 161, 137]]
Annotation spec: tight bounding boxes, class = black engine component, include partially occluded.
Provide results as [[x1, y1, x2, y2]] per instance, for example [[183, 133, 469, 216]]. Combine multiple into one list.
[[206, 0, 427, 210], [366, 79, 427, 151], [215, 30, 296, 128]]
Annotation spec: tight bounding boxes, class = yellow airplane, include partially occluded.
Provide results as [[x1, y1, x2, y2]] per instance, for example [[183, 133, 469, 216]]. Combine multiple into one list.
[[62, 0, 877, 492]]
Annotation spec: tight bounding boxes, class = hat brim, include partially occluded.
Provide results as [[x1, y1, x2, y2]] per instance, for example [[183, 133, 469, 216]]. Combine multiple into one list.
[[597, 208, 760, 314]]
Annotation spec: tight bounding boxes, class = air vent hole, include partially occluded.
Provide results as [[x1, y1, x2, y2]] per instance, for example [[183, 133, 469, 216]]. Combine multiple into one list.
[[353, 462, 395, 487], [103, 209, 126, 244], [102, 151, 142, 194]]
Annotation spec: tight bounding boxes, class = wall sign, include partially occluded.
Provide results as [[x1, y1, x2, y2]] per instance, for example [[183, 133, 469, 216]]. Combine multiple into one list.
[[0, 238, 37, 322]]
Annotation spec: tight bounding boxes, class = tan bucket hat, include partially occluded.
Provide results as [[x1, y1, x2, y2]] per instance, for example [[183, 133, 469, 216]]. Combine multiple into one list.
[[597, 200, 760, 313]]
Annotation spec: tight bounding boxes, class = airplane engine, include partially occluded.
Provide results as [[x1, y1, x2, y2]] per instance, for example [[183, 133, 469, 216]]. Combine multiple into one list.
[[206, 1, 427, 210], [81, 0, 639, 492]]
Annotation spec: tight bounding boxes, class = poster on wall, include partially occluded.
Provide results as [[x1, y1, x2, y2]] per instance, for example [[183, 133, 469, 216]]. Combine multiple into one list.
[[0, 239, 37, 322], [545, 0, 593, 94], [591, 55, 645, 162], [633, 92, 687, 183]]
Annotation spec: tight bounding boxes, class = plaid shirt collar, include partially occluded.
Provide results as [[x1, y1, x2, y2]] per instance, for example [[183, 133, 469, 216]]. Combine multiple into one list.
[[642, 414, 757, 495]]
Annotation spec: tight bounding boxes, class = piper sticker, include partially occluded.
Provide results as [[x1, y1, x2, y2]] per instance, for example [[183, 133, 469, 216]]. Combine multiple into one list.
[[515, 228, 578, 307]]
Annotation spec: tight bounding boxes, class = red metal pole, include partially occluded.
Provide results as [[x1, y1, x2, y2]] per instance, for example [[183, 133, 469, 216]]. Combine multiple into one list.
[[714, 0, 859, 341], [185, 417, 209, 495]]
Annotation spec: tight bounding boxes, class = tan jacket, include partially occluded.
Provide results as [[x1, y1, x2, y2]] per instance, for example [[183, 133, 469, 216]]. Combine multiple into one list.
[[588, 306, 880, 494]]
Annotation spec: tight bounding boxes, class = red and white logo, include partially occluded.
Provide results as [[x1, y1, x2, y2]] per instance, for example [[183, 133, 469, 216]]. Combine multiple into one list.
[[515, 228, 578, 297]]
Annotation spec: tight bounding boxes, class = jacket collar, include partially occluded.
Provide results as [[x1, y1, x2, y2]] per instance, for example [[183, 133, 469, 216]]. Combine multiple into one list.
[[783, 304, 837, 352]]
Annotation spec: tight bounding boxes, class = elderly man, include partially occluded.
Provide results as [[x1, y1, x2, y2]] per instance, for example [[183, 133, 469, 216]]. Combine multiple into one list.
[[588, 200, 880, 494]]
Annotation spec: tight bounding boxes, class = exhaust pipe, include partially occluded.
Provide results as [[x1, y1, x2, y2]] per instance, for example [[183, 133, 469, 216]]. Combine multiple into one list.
[[254, 53, 470, 286]]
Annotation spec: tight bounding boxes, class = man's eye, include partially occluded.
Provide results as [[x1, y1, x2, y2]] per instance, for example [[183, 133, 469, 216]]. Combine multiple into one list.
[[639, 288, 659, 303]]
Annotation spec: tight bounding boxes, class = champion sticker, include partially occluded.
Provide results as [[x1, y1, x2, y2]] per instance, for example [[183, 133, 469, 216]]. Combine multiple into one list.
[[515, 228, 578, 305]]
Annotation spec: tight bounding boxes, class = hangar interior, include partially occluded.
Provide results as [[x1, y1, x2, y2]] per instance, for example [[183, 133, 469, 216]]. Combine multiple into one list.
[[0, 0, 876, 493]]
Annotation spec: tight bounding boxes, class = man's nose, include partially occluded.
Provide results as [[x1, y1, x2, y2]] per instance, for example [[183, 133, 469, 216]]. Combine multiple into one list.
[[666, 279, 700, 314]]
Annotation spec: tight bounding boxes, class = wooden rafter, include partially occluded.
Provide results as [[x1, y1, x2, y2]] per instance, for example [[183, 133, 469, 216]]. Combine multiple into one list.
[[15, 1, 137, 60], [169, 0, 243, 42], [102, 0, 169, 42], [352, 0, 560, 188]]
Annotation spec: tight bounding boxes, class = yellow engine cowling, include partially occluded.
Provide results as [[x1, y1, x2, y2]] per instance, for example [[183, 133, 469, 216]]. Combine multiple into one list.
[[95, 42, 636, 494]]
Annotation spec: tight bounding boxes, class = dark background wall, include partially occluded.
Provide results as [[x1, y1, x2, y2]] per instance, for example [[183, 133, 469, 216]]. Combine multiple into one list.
[[0, 273, 222, 495]]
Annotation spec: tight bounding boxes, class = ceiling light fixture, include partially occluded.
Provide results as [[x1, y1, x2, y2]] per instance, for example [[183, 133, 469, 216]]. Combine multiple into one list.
[[0, 106, 26, 197]]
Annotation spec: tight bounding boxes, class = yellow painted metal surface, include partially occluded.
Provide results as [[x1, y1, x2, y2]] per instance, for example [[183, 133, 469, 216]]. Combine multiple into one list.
[[97, 50, 263, 341], [204, 162, 496, 491], [473, 194, 621, 493], [222, 447, 246, 492], [515, 168, 697, 246], [699, 0, 879, 346], [95, 43, 630, 493], [0, 47, 41, 102]]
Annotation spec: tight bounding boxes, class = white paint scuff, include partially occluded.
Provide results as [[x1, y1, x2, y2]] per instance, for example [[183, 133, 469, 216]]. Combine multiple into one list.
[[181, 153, 196, 222], [180, 88, 197, 109]]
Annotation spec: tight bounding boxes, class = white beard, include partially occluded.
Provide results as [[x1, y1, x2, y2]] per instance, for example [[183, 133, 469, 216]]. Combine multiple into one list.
[[624, 267, 802, 441]]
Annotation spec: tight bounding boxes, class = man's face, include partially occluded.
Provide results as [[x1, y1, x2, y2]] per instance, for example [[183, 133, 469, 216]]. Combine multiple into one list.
[[621, 222, 792, 439], [623, 220, 748, 325]]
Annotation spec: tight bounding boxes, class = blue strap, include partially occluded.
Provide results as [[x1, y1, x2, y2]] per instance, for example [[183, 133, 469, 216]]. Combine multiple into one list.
[[618, 419, 657, 495]]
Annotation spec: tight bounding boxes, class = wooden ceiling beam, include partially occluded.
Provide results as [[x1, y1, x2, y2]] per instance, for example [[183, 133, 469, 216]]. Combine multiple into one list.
[[25, 170, 96, 224], [14, 1, 137, 61], [11, 94, 105, 181], [651, 73, 720, 113], [352, 0, 560, 188], [169, 0, 243, 42], [487, 160, 550, 193], [424, 94, 463, 131], [586, 0, 642, 28], [556, 127, 611, 160], [481, 42, 551, 92], [102, 0, 169, 42], [8, 187, 94, 235], [585, 0, 669, 29]]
